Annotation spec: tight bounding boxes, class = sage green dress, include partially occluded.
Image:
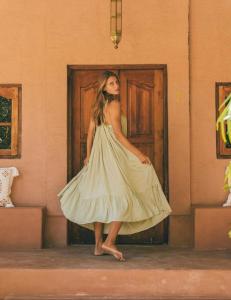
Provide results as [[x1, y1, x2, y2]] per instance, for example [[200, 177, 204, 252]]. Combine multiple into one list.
[[57, 108, 172, 235]]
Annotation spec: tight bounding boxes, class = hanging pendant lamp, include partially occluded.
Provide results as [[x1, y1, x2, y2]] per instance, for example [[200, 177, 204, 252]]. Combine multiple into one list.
[[110, 0, 122, 49]]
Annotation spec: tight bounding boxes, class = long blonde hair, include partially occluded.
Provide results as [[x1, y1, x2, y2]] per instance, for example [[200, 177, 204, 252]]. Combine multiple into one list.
[[91, 71, 120, 126]]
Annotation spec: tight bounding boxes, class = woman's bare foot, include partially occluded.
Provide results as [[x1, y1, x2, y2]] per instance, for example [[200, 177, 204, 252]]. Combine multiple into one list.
[[94, 241, 110, 256], [101, 242, 125, 261], [94, 241, 105, 255]]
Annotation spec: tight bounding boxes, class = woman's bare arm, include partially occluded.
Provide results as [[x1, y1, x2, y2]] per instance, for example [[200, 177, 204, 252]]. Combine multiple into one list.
[[108, 100, 144, 158]]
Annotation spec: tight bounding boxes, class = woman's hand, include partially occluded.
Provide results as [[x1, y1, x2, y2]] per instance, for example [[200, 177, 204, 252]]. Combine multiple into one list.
[[137, 152, 152, 164], [84, 156, 90, 166]]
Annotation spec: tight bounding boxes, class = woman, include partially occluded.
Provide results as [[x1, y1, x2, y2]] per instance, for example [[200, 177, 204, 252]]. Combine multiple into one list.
[[58, 70, 172, 262]]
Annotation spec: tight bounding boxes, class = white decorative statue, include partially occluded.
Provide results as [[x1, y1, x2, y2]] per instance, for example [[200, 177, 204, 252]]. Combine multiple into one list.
[[0, 167, 19, 207]]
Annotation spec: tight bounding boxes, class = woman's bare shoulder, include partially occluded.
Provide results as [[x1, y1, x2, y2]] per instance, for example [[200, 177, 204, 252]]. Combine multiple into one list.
[[107, 100, 121, 112]]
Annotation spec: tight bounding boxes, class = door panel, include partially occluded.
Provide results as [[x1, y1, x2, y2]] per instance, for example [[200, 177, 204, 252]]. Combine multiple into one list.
[[117, 70, 166, 244], [68, 67, 168, 245]]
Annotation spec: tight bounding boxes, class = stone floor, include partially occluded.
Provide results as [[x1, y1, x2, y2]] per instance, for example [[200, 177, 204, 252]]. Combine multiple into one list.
[[0, 244, 230, 269], [0, 245, 231, 300]]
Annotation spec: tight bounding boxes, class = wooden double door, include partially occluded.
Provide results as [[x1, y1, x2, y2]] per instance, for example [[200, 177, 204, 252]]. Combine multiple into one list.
[[67, 65, 169, 245]]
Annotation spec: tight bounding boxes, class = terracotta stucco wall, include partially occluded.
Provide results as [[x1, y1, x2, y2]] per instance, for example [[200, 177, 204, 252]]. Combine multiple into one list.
[[190, 0, 231, 205], [0, 0, 191, 247]]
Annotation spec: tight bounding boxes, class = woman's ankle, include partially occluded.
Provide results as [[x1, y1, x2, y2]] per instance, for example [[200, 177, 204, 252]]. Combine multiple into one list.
[[95, 238, 103, 246], [102, 240, 116, 246]]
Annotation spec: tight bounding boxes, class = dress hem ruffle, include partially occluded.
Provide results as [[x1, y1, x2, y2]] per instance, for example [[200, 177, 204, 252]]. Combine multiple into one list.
[[58, 180, 172, 235]]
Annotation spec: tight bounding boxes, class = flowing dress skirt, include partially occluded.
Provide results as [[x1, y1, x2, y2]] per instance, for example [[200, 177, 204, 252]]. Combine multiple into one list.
[[57, 116, 172, 235]]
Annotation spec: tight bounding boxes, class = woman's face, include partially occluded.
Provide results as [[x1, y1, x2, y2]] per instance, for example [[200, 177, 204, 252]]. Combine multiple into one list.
[[104, 76, 120, 95]]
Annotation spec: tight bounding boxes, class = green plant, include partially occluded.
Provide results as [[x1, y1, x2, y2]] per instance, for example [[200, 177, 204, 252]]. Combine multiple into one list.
[[224, 161, 231, 190], [216, 92, 231, 144], [228, 228, 231, 239]]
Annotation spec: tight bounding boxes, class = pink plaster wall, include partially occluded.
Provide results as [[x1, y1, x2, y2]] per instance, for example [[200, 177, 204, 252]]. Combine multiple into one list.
[[190, 0, 231, 204], [1, 0, 228, 246]]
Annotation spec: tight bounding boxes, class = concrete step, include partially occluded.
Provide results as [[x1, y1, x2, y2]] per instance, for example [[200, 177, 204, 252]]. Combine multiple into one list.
[[4, 296, 231, 300], [0, 245, 230, 300]]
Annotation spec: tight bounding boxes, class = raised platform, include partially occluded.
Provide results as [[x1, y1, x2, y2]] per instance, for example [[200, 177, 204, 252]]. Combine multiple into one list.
[[0, 206, 46, 249], [0, 245, 231, 300], [193, 205, 231, 250]]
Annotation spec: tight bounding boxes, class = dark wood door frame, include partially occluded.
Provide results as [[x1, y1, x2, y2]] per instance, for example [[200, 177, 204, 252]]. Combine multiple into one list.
[[66, 64, 169, 244]]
